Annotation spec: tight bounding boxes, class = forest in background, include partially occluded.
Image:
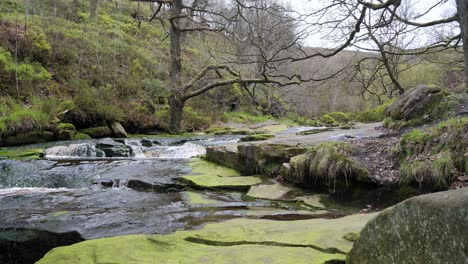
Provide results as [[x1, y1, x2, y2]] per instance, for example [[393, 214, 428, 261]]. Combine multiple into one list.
[[0, 0, 464, 139]]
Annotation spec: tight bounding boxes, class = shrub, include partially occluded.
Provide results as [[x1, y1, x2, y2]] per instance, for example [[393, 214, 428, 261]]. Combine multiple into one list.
[[155, 106, 211, 132], [328, 112, 350, 123], [356, 99, 394, 123], [319, 114, 338, 126], [0, 108, 51, 136]]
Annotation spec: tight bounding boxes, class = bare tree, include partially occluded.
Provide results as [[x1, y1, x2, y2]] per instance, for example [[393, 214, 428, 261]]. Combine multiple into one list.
[[132, 0, 315, 133], [294, 0, 464, 90]]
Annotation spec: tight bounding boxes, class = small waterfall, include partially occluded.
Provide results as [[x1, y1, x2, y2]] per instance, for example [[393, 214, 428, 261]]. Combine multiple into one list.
[[145, 142, 206, 159], [111, 179, 129, 189], [124, 139, 146, 158], [45, 144, 104, 159]]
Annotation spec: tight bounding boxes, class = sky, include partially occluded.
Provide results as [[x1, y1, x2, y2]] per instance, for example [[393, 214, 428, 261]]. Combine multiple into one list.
[[285, 0, 458, 48]]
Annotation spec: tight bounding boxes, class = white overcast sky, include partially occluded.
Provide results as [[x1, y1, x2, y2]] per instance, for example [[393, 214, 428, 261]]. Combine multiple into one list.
[[285, 0, 458, 47]]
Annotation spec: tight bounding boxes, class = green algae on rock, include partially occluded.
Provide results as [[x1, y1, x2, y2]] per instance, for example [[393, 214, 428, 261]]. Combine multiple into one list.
[[38, 213, 378, 264], [178, 159, 263, 191], [0, 148, 45, 160]]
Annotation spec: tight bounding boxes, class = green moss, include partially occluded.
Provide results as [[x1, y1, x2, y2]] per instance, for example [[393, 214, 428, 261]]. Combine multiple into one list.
[[0, 148, 45, 160], [240, 134, 274, 142], [57, 123, 76, 130], [320, 114, 338, 126], [222, 111, 271, 124], [328, 112, 350, 123], [38, 213, 379, 264], [179, 159, 263, 191], [356, 99, 394, 123], [184, 191, 219, 205], [287, 142, 369, 191], [73, 132, 91, 140]]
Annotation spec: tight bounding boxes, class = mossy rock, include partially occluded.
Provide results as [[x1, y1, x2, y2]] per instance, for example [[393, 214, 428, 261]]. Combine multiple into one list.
[[178, 159, 263, 191], [1, 131, 55, 146], [286, 143, 371, 192], [73, 132, 92, 140], [79, 126, 112, 138], [385, 85, 445, 121], [240, 134, 274, 142], [0, 148, 45, 160], [38, 213, 378, 264], [56, 123, 77, 140], [56, 123, 76, 130], [347, 188, 468, 264]]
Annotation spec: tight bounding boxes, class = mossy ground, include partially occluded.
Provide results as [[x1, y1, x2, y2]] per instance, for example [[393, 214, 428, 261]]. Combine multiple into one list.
[[394, 117, 468, 190]]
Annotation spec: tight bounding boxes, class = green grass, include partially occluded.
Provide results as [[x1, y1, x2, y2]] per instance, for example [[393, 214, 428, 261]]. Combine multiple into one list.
[[222, 111, 271, 124]]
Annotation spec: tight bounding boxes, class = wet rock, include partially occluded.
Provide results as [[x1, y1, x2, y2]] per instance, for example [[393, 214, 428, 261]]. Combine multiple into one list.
[[0, 228, 83, 264], [46, 143, 104, 158], [385, 85, 445, 120], [141, 139, 153, 147], [110, 122, 128, 138], [347, 188, 468, 264], [96, 138, 131, 157], [79, 126, 112, 138], [240, 134, 274, 142]]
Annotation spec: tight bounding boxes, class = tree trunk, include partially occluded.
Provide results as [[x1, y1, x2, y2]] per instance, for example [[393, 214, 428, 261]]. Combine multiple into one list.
[[456, 0, 468, 90], [169, 95, 185, 134], [168, 0, 184, 133]]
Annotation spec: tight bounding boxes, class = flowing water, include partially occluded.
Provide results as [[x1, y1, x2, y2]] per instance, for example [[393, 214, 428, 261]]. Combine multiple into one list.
[[0, 135, 316, 241]]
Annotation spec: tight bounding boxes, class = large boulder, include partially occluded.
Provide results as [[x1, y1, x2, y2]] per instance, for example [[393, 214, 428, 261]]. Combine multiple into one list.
[[96, 138, 131, 157], [79, 126, 112, 138], [0, 228, 83, 264], [110, 122, 128, 138], [385, 85, 445, 120], [347, 188, 468, 264], [1, 131, 55, 146], [206, 145, 239, 170]]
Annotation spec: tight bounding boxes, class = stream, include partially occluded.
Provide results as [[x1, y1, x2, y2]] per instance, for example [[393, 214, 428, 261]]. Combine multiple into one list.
[[0, 135, 332, 241]]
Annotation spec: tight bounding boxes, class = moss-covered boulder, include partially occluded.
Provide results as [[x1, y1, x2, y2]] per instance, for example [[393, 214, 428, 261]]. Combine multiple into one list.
[[286, 143, 371, 192], [79, 126, 112, 138], [55, 123, 76, 140], [38, 213, 378, 264], [347, 188, 468, 264], [385, 85, 445, 121]]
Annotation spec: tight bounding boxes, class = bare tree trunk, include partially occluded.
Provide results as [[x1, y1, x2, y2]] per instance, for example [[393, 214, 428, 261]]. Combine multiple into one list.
[[169, 95, 185, 133], [168, 0, 184, 133], [456, 0, 468, 90]]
